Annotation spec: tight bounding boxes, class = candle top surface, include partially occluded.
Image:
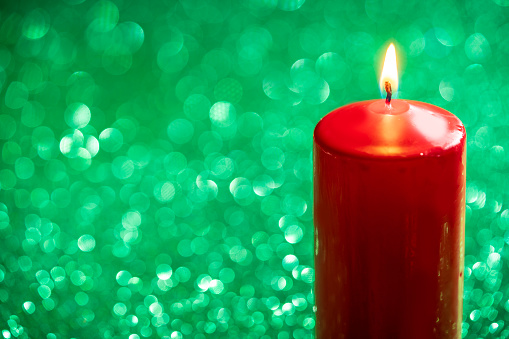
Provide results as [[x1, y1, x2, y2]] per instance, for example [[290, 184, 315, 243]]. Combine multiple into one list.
[[314, 99, 466, 159]]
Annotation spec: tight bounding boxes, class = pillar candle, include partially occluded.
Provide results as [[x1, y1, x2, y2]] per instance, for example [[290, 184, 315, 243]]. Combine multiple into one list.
[[313, 45, 466, 338]]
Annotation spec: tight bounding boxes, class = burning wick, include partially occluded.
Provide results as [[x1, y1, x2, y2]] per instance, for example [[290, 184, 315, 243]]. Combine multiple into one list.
[[385, 81, 392, 105]]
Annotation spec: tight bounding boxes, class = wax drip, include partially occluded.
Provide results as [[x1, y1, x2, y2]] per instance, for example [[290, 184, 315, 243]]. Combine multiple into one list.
[[385, 81, 392, 105]]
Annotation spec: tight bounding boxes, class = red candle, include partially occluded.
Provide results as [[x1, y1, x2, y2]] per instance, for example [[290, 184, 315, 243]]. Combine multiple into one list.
[[313, 45, 466, 338]]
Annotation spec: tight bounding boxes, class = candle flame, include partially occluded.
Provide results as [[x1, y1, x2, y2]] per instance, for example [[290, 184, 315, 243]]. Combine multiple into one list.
[[379, 43, 398, 97]]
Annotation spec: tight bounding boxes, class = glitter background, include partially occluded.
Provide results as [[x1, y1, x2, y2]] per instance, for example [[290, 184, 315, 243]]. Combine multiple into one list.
[[0, 0, 507, 338]]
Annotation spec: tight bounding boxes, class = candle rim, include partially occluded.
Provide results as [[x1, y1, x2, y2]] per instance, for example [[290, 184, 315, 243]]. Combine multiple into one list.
[[314, 99, 466, 160]]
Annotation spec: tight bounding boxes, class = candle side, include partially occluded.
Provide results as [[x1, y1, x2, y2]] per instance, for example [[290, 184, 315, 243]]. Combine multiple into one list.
[[313, 101, 466, 338]]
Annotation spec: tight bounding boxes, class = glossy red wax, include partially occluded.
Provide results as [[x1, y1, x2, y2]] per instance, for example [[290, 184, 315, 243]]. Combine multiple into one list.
[[314, 99, 466, 338]]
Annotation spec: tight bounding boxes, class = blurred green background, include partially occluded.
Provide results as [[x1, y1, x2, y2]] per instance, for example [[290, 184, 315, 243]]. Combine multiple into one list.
[[0, 0, 507, 338]]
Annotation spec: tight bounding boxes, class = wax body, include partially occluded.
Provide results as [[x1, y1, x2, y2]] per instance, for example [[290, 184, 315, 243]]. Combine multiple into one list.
[[313, 100, 466, 338]]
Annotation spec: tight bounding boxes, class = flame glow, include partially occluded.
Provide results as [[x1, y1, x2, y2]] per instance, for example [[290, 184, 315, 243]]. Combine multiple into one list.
[[379, 43, 398, 96]]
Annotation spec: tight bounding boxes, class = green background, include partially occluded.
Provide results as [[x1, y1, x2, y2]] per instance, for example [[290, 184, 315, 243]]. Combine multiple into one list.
[[0, 0, 507, 338]]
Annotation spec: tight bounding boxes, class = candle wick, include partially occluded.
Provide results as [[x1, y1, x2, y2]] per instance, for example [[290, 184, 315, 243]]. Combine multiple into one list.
[[384, 81, 392, 106]]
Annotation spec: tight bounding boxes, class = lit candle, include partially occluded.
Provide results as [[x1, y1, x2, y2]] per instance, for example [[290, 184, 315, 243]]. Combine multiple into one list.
[[313, 44, 466, 338]]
